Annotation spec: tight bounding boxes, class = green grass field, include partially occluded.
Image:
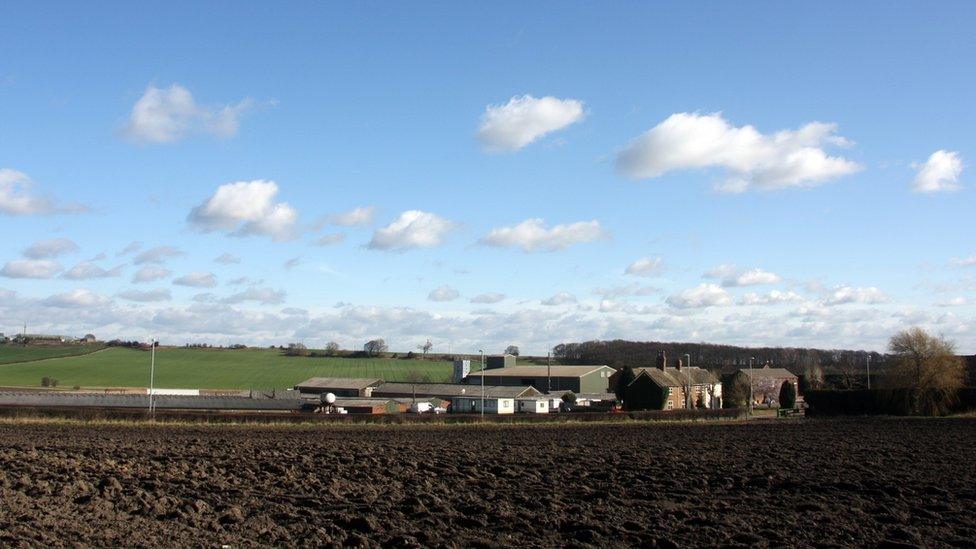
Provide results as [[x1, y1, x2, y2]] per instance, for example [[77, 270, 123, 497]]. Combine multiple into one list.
[[0, 345, 107, 365], [0, 347, 456, 389]]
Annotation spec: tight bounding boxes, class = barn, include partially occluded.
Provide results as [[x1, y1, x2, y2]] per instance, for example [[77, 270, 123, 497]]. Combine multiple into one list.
[[465, 365, 616, 394], [293, 377, 384, 397]]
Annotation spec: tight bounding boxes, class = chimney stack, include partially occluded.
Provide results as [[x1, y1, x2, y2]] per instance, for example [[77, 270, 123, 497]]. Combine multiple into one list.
[[656, 350, 667, 371], [676, 357, 683, 371]]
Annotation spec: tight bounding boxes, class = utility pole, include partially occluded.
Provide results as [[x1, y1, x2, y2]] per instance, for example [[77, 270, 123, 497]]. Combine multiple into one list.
[[866, 354, 871, 390], [547, 351, 552, 394], [479, 349, 485, 418], [149, 337, 157, 419], [749, 356, 755, 415]]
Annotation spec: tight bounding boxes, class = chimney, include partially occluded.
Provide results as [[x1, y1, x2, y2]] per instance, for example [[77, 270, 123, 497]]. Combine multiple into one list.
[[676, 357, 683, 371], [656, 350, 667, 371]]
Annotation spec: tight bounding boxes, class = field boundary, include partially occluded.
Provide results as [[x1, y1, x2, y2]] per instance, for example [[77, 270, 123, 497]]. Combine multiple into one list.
[[0, 406, 748, 425], [0, 346, 110, 367]]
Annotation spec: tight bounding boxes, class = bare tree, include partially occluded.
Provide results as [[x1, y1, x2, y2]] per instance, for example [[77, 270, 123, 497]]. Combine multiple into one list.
[[887, 327, 964, 415], [418, 338, 433, 355], [504, 345, 520, 356], [363, 339, 388, 357], [324, 341, 340, 356]]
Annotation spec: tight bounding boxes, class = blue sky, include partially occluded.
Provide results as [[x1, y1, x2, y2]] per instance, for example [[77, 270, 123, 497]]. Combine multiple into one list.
[[1, 2, 974, 353]]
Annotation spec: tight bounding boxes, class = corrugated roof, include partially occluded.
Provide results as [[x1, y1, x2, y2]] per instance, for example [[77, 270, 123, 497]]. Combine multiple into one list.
[[738, 367, 797, 380], [466, 365, 612, 378], [374, 382, 541, 399], [632, 367, 718, 388], [294, 377, 383, 390]]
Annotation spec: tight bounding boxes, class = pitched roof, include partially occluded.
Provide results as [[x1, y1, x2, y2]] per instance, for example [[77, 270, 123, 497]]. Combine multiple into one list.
[[737, 367, 797, 380], [374, 382, 540, 399], [294, 377, 383, 390], [466, 365, 613, 378], [632, 367, 718, 388]]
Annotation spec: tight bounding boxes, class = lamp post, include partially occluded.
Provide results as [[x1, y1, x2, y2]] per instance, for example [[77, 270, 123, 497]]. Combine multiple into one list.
[[479, 349, 485, 418], [149, 337, 157, 419], [866, 354, 871, 390], [748, 356, 755, 415]]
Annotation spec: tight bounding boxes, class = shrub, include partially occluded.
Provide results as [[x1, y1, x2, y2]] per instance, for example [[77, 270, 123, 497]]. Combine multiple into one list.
[[41, 376, 51, 387], [562, 392, 577, 404], [779, 381, 797, 409]]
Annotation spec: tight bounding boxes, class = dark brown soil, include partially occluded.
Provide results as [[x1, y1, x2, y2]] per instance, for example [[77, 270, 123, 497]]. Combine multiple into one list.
[[1, 418, 974, 547]]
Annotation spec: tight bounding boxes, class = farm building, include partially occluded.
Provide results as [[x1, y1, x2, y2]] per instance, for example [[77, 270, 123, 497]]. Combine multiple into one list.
[[0, 390, 303, 412], [485, 354, 517, 370], [735, 363, 799, 406], [325, 398, 401, 414], [371, 382, 541, 401], [616, 352, 722, 410], [293, 377, 384, 397], [516, 397, 549, 413], [465, 365, 616, 394], [545, 390, 618, 409], [451, 394, 515, 414]]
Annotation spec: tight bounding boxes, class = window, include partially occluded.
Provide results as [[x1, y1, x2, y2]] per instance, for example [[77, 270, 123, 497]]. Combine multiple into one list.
[[667, 400, 673, 410]]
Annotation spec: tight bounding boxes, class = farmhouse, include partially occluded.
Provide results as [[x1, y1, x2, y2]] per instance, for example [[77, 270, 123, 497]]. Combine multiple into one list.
[[293, 377, 384, 397], [735, 363, 799, 405], [617, 352, 722, 410], [465, 365, 616, 394]]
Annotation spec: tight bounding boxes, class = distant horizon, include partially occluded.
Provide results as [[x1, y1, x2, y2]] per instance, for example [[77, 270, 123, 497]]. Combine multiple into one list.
[[2, 2, 973, 354]]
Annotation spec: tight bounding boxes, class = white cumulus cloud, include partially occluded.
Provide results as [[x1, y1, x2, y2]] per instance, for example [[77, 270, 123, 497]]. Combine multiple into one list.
[[173, 272, 217, 288], [222, 287, 286, 305], [133, 246, 184, 265], [704, 264, 780, 287], [368, 210, 456, 251], [24, 237, 79, 259], [616, 112, 861, 192], [480, 219, 606, 252], [666, 283, 732, 309], [428, 285, 460, 302], [214, 253, 240, 265], [1, 259, 62, 279], [43, 289, 111, 308], [118, 288, 172, 302], [476, 95, 585, 153], [950, 255, 976, 268], [123, 83, 253, 143], [328, 206, 376, 227], [823, 285, 889, 306], [912, 150, 963, 193], [132, 265, 171, 283], [541, 292, 577, 306], [313, 233, 346, 246], [188, 180, 298, 241], [739, 290, 804, 306], [0, 169, 86, 216], [625, 257, 663, 277], [62, 262, 123, 280], [470, 293, 506, 304]]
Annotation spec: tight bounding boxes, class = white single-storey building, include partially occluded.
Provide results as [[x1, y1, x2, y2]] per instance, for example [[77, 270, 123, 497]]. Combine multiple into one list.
[[516, 397, 549, 413], [451, 395, 515, 414]]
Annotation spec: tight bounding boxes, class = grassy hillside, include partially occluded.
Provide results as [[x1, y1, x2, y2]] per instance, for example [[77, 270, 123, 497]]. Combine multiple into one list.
[[0, 345, 107, 365], [0, 347, 457, 389]]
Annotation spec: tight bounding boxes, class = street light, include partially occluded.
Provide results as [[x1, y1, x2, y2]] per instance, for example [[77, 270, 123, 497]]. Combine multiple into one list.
[[149, 337, 157, 419], [479, 349, 485, 418], [748, 356, 755, 415], [866, 354, 871, 390]]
